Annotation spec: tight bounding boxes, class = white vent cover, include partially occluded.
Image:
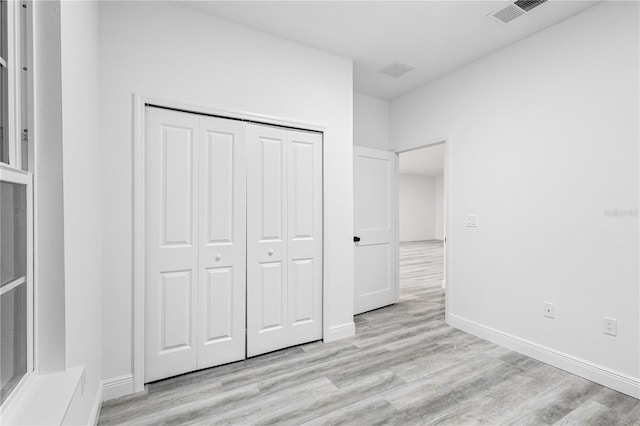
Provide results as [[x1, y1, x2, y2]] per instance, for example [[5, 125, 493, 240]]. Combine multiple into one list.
[[490, 0, 547, 23], [377, 62, 414, 78], [490, 3, 526, 23]]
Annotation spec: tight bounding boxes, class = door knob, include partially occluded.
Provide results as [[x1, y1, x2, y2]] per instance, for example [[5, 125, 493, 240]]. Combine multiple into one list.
[[268, 249, 274, 256], [353, 236, 361, 242], [215, 254, 222, 261]]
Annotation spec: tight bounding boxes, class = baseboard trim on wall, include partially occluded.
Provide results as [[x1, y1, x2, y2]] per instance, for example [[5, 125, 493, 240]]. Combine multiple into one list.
[[88, 383, 103, 425], [325, 322, 356, 342], [448, 314, 640, 399], [101, 374, 134, 402]]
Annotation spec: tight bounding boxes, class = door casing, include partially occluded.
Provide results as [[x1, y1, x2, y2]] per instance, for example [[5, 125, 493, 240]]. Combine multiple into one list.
[[132, 95, 328, 393]]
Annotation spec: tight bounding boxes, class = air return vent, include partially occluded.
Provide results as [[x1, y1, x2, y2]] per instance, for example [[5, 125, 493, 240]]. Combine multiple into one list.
[[491, 4, 525, 23], [514, 0, 547, 12], [490, 0, 547, 23], [377, 62, 414, 78]]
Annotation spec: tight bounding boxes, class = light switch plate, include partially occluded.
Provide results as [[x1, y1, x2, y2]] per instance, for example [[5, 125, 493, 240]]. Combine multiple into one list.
[[466, 215, 478, 227]]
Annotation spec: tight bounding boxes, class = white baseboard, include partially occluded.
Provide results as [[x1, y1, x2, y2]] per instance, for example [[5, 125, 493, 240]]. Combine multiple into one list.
[[101, 374, 134, 402], [448, 314, 640, 399], [88, 383, 103, 425], [324, 322, 355, 342]]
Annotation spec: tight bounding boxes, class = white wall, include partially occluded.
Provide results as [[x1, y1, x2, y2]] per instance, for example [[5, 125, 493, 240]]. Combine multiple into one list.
[[353, 92, 389, 150], [435, 175, 444, 240], [59, 0, 103, 422], [33, 0, 66, 375], [390, 1, 639, 395], [399, 174, 436, 242], [99, 1, 354, 389]]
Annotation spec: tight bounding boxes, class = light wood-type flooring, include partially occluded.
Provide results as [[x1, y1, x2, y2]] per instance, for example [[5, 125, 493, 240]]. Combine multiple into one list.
[[99, 240, 639, 425]]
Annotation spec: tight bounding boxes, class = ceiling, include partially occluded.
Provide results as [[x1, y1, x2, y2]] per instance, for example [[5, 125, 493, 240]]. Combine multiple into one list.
[[399, 144, 445, 176], [182, 1, 599, 100]]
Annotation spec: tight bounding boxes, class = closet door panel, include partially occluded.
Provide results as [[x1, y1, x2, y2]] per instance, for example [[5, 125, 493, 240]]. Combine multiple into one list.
[[287, 131, 323, 343], [197, 116, 246, 369], [247, 125, 289, 357], [247, 124, 322, 357], [145, 107, 199, 382]]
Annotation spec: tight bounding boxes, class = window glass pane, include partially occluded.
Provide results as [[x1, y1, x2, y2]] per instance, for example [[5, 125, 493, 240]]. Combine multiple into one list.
[[20, 1, 28, 172], [0, 181, 27, 405], [0, 65, 7, 165], [0, 65, 9, 164], [0, 283, 27, 404], [0, 0, 6, 60], [0, 0, 6, 165], [1, 182, 26, 287]]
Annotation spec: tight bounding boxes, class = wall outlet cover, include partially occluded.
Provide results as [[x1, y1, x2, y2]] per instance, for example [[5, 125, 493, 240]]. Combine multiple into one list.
[[603, 317, 617, 336], [543, 302, 555, 319]]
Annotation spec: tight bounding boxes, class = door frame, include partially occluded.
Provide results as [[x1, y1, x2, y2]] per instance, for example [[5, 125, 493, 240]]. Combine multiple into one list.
[[394, 135, 452, 323], [131, 94, 327, 393]]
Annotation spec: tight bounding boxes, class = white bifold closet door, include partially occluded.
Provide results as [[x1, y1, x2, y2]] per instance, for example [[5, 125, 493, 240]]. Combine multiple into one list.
[[144, 107, 323, 382], [144, 107, 246, 383], [246, 124, 323, 357]]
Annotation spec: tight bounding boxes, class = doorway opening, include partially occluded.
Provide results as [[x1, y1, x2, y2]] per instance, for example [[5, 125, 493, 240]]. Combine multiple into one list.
[[397, 142, 447, 317]]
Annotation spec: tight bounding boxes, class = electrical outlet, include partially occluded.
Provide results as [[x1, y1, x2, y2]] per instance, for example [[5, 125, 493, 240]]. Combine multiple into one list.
[[466, 215, 478, 227], [603, 317, 617, 336], [543, 302, 555, 319]]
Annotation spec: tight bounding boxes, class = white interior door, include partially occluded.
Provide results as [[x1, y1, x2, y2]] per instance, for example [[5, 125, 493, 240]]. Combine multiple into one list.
[[196, 115, 246, 370], [145, 107, 199, 382], [353, 146, 398, 315], [246, 124, 322, 357], [145, 107, 246, 382]]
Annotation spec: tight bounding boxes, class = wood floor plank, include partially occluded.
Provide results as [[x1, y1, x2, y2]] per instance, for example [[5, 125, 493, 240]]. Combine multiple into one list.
[[99, 240, 639, 425]]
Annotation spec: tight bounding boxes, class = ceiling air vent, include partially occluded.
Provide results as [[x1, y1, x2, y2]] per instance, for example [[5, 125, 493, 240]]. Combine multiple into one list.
[[491, 4, 525, 23], [514, 0, 547, 12], [377, 62, 414, 78], [490, 0, 547, 23]]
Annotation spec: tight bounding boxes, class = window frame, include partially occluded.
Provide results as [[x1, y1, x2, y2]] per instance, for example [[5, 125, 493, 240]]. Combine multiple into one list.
[[0, 164, 33, 408], [0, 0, 33, 410]]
